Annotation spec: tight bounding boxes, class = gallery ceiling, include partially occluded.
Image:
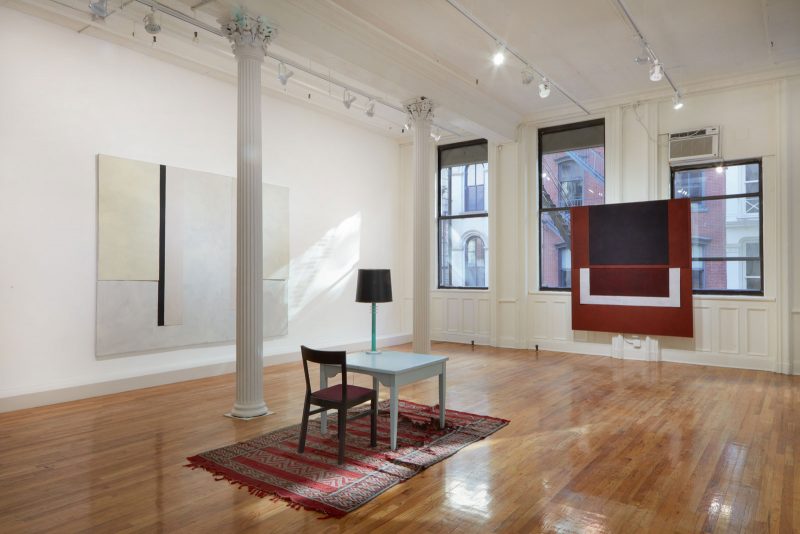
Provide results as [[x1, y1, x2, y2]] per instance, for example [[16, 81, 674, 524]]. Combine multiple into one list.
[[8, 0, 800, 142]]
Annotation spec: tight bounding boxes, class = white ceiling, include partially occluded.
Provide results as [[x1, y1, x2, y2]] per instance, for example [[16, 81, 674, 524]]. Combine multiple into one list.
[[8, 0, 800, 142]]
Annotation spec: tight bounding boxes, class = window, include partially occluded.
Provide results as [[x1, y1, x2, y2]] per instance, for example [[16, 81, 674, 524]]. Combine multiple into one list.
[[558, 247, 571, 287], [438, 140, 489, 289], [672, 160, 763, 294], [691, 242, 706, 289], [465, 236, 486, 287], [539, 119, 605, 290]]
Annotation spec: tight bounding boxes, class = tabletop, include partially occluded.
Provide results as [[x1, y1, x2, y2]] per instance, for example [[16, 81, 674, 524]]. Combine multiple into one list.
[[341, 351, 448, 374]]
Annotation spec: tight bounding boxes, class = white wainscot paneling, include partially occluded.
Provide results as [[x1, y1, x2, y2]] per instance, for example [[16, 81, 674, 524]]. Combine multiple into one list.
[[550, 301, 569, 341], [745, 308, 768, 356], [661, 298, 777, 371], [497, 299, 517, 347], [718, 307, 740, 353], [462, 300, 476, 334], [531, 300, 548, 339], [431, 290, 491, 345], [446, 298, 460, 332], [527, 293, 779, 371], [693, 305, 712, 352]]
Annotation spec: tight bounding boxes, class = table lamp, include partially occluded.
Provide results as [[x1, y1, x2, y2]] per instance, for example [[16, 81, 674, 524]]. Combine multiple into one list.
[[355, 269, 392, 354]]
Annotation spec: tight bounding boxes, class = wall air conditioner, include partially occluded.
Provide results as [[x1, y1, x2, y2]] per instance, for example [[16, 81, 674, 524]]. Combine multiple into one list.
[[668, 126, 720, 164]]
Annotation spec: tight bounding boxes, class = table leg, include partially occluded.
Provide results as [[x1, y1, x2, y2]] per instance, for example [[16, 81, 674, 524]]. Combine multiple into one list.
[[439, 364, 446, 429], [390, 380, 398, 451], [372, 377, 379, 397], [320, 366, 329, 434]]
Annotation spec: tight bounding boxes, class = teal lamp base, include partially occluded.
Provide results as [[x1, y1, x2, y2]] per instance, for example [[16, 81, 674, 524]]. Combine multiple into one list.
[[366, 302, 381, 354]]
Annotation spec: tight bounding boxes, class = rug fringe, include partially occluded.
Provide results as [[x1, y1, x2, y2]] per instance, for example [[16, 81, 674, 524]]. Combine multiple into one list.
[[185, 456, 346, 519]]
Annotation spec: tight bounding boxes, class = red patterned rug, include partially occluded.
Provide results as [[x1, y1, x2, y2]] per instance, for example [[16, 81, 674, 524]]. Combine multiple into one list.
[[186, 399, 508, 518]]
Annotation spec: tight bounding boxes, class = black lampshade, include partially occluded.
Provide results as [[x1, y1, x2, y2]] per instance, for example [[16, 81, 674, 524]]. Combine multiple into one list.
[[355, 269, 392, 303]]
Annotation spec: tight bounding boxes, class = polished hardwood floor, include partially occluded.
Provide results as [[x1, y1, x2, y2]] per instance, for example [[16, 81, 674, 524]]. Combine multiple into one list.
[[1, 342, 798, 533]]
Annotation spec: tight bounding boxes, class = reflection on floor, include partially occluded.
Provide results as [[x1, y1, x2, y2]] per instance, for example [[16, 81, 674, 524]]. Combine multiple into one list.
[[1, 342, 798, 532]]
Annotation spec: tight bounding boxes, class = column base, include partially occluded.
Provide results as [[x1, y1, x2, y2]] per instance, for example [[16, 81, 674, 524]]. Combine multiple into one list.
[[226, 402, 272, 420]]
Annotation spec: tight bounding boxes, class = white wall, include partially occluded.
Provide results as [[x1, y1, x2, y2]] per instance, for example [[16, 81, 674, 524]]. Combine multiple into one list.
[[417, 78, 799, 374], [0, 8, 407, 410]]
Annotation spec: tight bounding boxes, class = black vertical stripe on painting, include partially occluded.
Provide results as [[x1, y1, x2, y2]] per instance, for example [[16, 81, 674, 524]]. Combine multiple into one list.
[[157, 165, 166, 327], [588, 200, 669, 265]]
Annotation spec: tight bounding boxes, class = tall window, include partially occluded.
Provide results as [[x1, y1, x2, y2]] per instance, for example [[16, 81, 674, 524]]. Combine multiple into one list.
[[672, 160, 763, 294], [438, 140, 489, 289], [464, 236, 486, 287], [539, 119, 605, 290]]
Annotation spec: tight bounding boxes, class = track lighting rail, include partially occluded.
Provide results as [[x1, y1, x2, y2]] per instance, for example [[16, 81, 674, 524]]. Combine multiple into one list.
[[445, 0, 590, 115], [130, 1, 457, 136]]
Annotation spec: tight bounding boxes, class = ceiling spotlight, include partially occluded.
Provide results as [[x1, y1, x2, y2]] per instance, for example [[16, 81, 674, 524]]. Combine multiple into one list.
[[143, 7, 161, 35], [715, 165, 725, 174], [672, 92, 684, 110], [88, 0, 109, 18], [521, 67, 535, 85], [649, 60, 663, 82], [431, 128, 442, 142], [343, 89, 356, 109], [365, 100, 375, 117], [538, 79, 551, 98], [277, 63, 294, 86], [492, 44, 505, 66]]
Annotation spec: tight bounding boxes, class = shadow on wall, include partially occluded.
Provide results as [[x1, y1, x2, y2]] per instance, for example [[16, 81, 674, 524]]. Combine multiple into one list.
[[288, 212, 361, 322]]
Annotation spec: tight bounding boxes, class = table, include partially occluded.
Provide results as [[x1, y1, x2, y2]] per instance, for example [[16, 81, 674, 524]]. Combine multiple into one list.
[[319, 351, 448, 451]]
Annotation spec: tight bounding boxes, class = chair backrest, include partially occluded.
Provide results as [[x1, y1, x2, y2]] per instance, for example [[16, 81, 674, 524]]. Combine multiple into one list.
[[300, 346, 348, 400]]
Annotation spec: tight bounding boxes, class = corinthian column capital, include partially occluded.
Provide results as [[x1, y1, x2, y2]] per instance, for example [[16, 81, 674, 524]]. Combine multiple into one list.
[[220, 10, 277, 57], [405, 97, 435, 123]]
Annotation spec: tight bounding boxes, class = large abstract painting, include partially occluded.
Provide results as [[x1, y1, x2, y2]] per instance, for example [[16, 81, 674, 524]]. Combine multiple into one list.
[[570, 199, 693, 337], [96, 155, 289, 357]]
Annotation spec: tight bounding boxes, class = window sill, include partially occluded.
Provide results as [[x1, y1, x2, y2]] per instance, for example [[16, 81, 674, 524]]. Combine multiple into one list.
[[693, 294, 774, 302], [433, 288, 490, 293]]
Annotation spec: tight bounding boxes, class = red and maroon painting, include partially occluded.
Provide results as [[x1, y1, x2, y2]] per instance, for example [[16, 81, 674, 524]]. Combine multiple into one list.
[[570, 199, 693, 337]]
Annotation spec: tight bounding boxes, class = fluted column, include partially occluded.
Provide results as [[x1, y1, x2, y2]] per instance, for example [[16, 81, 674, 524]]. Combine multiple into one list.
[[222, 12, 275, 418], [406, 98, 434, 354]]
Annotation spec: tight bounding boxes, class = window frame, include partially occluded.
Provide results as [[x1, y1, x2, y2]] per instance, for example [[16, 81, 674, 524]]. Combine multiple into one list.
[[437, 138, 489, 290], [538, 118, 605, 292], [670, 158, 764, 296]]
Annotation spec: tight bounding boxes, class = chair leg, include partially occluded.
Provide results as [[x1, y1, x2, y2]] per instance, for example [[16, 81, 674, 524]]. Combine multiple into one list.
[[370, 392, 378, 448], [337, 408, 347, 465], [298, 397, 310, 454]]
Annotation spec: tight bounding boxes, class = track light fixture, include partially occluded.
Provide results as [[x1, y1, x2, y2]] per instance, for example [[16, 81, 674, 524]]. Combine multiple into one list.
[[88, 0, 109, 18], [342, 89, 356, 109], [277, 63, 294, 86], [649, 60, 663, 82], [492, 43, 505, 66], [672, 92, 683, 110], [538, 79, 551, 98], [365, 100, 375, 117], [521, 67, 535, 85], [634, 42, 649, 64], [143, 6, 161, 35]]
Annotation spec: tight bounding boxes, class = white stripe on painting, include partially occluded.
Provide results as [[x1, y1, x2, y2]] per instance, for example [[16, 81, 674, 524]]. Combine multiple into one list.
[[579, 268, 681, 307]]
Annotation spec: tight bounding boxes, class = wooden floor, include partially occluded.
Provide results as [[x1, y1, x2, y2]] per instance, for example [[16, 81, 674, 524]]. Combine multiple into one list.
[[1, 343, 798, 533]]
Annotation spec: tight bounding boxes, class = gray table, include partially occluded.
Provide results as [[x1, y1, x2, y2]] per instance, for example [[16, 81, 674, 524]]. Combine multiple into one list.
[[320, 351, 448, 450]]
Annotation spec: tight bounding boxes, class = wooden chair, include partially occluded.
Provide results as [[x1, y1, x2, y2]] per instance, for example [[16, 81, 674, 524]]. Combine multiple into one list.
[[298, 346, 378, 464]]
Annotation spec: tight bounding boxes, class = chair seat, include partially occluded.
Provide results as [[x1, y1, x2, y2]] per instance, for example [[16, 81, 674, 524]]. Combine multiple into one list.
[[312, 384, 374, 404]]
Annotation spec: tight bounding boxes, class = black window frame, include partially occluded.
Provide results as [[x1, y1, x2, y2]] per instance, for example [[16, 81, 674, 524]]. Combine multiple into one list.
[[437, 138, 489, 290], [538, 118, 605, 291], [670, 158, 764, 296]]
